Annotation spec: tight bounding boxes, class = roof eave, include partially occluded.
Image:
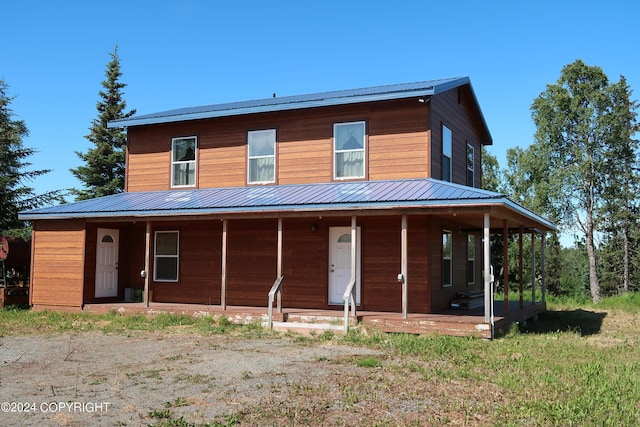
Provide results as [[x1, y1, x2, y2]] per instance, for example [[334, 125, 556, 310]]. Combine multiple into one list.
[[107, 88, 438, 128]]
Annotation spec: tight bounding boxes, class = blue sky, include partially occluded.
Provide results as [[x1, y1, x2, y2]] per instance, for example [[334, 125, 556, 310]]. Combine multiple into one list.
[[4, 0, 639, 198]]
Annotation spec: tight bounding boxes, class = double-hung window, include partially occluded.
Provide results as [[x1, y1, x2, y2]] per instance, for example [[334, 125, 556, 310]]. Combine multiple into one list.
[[334, 121, 365, 179], [443, 230, 452, 287], [248, 129, 276, 184], [442, 125, 452, 182], [172, 137, 197, 187], [466, 143, 475, 187], [154, 231, 179, 282]]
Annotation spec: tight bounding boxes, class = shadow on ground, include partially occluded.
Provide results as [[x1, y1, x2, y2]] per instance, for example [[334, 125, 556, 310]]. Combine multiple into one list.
[[517, 309, 607, 336]]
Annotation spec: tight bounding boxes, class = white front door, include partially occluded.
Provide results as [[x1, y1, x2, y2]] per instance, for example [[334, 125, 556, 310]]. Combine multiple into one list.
[[95, 228, 119, 298], [328, 226, 361, 305]]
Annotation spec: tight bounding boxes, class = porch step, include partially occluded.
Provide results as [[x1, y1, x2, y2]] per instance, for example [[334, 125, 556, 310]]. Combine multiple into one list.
[[266, 321, 347, 334]]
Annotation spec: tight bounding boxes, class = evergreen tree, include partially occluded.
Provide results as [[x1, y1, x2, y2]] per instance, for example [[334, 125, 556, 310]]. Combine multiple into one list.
[[0, 79, 63, 237], [71, 45, 135, 200]]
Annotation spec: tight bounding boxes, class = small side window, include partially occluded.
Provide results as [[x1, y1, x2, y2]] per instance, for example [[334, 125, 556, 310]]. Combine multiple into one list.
[[443, 230, 452, 287], [442, 125, 452, 182]]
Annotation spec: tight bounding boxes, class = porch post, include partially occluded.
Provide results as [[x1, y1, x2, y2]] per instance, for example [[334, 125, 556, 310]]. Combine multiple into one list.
[[221, 219, 228, 310], [351, 216, 357, 318], [401, 215, 408, 319], [144, 221, 151, 307], [483, 213, 492, 324], [503, 220, 509, 315], [519, 225, 524, 310], [541, 233, 546, 304], [531, 231, 536, 304], [277, 218, 283, 313]]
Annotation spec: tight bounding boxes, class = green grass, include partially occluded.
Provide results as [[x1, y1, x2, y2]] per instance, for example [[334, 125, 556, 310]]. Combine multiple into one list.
[[2, 293, 640, 426]]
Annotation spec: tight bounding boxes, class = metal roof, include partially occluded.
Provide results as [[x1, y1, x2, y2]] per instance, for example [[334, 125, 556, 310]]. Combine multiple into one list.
[[107, 77, 475, 128], [19, 178, 555, 231]]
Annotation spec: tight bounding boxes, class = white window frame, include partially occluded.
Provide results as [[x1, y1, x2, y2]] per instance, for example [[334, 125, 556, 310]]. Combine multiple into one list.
[[467, 234, 475, 285], [466, 143, 475, 187], [247, 129, 276, 184], [442, 125, 452, 182], [171, 136, 197, 188], [333, 121, 366, 180], [154, 231, 179, 282], [443, 230, 452, 287]]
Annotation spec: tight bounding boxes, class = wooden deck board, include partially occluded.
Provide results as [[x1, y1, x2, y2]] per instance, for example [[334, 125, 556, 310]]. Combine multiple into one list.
[[77, 300, 546, 339]]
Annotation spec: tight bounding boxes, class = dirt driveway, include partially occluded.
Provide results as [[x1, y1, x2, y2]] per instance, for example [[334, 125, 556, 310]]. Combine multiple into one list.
[[1, 329, 442, 426]]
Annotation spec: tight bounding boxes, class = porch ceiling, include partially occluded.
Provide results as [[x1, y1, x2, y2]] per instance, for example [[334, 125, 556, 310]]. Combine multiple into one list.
[[19, 178, 555, 232]]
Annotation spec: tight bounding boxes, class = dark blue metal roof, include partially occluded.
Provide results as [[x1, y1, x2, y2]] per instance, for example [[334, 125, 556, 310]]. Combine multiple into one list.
[[18, 178, 555, 230], [107, 77, 471, 128]]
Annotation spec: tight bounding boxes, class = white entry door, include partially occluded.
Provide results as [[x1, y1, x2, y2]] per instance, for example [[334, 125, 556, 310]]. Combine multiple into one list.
[[328, 226, 361, 305], [95, 228, 119, 298]]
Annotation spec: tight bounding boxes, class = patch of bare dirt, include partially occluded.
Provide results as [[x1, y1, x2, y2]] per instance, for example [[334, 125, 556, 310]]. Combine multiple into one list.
[[0, 331, 500, 426]]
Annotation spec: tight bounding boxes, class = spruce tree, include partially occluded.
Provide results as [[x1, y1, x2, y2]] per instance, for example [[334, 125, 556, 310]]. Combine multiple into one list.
[[0, 79, 62, 237], [71, 45, 135, 200]]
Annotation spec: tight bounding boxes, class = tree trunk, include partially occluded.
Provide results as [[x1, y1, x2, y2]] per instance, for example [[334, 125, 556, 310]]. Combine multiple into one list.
[[586, 209, 601, 303], [622, 223, 630, 294]]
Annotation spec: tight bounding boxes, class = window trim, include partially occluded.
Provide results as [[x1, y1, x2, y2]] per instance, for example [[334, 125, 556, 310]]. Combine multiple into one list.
[[171, 136, 197, 188], [442, 125, 452, 182], [247, 129, 277, 184], [153, 230, 179, 282], [333, 121, 366, 180], [443, 229, 453, 288], [466, 143, 475, 187]]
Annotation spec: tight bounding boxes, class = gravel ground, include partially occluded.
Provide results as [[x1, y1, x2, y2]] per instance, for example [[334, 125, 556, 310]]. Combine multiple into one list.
[[0, 331, 385, 426]]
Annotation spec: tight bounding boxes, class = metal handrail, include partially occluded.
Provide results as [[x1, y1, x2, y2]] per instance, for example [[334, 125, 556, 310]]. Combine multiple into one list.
[[267, 275, 285, 330], [343, 278, 357, 333]]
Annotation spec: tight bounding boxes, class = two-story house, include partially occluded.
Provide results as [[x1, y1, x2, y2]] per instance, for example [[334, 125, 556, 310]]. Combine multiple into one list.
[[20, 77, 555, 337]]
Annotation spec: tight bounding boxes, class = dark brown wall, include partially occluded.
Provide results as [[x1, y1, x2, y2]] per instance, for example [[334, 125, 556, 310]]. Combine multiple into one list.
[[430, 87, 484, 187]]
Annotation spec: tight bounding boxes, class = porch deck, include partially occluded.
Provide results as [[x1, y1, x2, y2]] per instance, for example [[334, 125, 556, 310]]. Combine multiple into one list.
[[80, 300, 546, 339]]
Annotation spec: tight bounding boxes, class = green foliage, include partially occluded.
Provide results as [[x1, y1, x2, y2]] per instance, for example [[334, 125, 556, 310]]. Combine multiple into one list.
[[0, 79, 64, 234], [70, 45, 135, 200], [481, 146, 502, 192]]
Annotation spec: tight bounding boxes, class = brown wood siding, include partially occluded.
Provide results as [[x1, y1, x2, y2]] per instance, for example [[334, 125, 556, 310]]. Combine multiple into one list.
[[31, 220, 86, 307], [226, 219, 278, 306], [126, 99, 432, 191], [150, 220, 222, 304], [430, 88, 484, 187]]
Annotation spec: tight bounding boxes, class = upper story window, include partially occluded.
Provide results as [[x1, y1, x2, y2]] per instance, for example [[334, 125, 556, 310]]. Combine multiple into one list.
[[466, 143, 475, 187], [248, 129, 276, 184], [172, 137, 197, 187], [442, 125, 452, 182], [334, 121, 365, 179]]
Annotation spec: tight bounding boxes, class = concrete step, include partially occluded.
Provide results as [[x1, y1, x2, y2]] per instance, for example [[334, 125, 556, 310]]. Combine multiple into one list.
[[264, 321, 348, 335]]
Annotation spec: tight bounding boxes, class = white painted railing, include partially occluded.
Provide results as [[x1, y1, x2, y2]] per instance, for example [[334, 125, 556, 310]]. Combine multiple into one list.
[[266, 275, 285, 330], [343, 278, 357, 334]]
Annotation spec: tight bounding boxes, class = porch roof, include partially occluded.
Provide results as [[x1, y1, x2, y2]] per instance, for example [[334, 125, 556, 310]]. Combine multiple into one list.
[[20, 179, 555, 231]]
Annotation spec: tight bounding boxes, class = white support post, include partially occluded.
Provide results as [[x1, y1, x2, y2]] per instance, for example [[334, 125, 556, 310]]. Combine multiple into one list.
[[144, 221, 151, 307], [277, 218, 283, 313], [401, 215, 408, 319], [221, 219, 228, 310], [483, 213, 492, 324]]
